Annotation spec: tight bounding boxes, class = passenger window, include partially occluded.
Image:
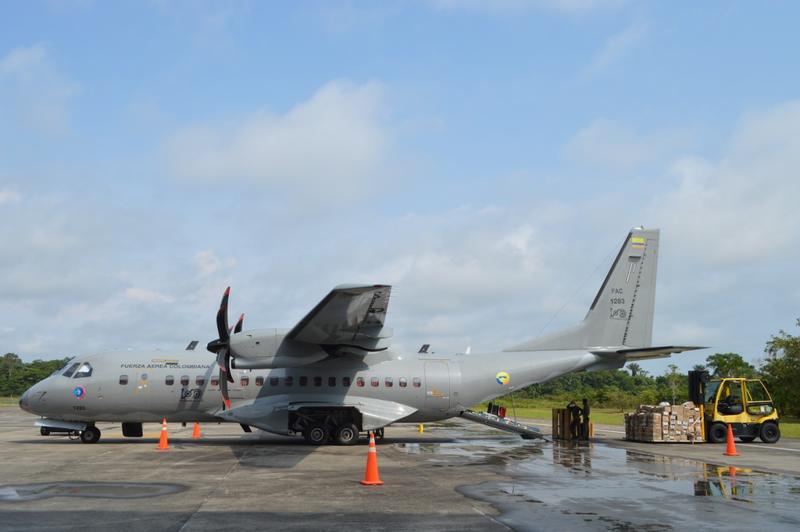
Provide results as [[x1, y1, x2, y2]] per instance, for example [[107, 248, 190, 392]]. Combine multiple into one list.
[[62, 363, 80, 378], [74, 363, 93, 378], [180, 376, 189, 386], [328, 377, 336, 387], [413, 377, 421, 388], [399, 377, 407, 388], [240, 376, 249, 386], [211, 377, 219, 386], [299, 376, 308, 386], [343, 376, 351, 387], [119, 375, 128, 385], [284, 376, 293, 386], [255, 376, 264, 387], [196, 376, 205, 386], [270, 377, 279, 386], [385, 377, 393, 387], [370, 377, 379, 387], [165, 375, 174, 386], [314, 376, 322, 387], [356, 377, 365, 387]]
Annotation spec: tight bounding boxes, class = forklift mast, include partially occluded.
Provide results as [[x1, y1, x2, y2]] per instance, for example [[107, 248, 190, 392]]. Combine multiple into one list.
[[688, 370, 710, 405]]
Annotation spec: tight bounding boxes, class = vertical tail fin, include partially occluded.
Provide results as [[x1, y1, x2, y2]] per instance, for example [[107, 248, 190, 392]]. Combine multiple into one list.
[[506, 228, 659, 351]]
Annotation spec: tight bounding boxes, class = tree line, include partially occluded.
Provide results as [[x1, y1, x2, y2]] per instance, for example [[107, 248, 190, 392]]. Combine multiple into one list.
[[1, 354, 71, 398]]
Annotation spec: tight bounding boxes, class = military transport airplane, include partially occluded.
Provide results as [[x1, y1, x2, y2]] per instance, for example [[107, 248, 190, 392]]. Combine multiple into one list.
[[19, 228, 702, 444]]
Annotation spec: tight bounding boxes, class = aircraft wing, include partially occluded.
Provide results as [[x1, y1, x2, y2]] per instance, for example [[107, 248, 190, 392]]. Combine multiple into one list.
[[591, 345, 707, 361], [286, 284, 393, 351]]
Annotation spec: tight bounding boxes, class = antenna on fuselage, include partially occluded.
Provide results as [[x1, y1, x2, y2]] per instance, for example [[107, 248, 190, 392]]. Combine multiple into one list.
[[418, 344, 430, 354]]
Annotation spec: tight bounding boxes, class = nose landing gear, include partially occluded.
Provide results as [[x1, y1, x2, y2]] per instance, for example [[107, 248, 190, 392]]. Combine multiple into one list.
[[80, 426, 101, 444]]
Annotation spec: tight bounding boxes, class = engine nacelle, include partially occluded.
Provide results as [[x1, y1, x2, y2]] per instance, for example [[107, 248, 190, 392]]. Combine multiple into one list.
[[229, 329, 328, 369]]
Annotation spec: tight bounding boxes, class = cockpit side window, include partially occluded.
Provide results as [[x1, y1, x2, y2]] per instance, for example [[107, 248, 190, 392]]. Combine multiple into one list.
[[62, 363, 81, 378], [74, 363, 93, 378]]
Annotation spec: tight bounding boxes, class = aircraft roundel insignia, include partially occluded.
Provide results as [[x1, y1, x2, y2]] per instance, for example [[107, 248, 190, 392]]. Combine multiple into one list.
[[495, 371, 510, 386], [72, 386, 86, 400]]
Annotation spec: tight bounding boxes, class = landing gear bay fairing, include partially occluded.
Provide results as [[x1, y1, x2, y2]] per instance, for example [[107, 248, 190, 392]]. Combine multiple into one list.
[[19, 228, 702, 444]]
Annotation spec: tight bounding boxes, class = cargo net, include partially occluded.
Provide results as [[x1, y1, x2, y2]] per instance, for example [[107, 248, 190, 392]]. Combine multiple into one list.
[[624, 402, 703, 443]]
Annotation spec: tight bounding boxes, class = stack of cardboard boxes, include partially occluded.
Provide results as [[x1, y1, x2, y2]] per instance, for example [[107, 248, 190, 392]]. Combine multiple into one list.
[[624, 402, 703, 442]]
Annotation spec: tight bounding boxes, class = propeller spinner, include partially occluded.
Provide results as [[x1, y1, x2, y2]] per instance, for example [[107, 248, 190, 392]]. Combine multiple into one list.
[[206, 287, 243, 409]]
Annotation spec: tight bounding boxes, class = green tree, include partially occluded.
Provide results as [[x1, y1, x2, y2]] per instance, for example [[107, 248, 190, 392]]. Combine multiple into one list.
[[705, 353, 756, 378], [627, 362, 643, 377], [665, 364, 682, 405], [0, 354, 70, 396], [692, 364, 707, 372], [761, 319, 800, 417]]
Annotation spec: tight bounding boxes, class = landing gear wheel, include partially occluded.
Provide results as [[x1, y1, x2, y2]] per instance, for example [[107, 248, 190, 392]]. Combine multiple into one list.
[[333, 423, 359, 446], [303, 424, 328, 445], [707, 422, 728, 443], [80, 426, 101, 444], [374, 428, 384, 441], [739, 436, 756, 443], [760, 421, 780, 443], [40, 427, 50, 436]]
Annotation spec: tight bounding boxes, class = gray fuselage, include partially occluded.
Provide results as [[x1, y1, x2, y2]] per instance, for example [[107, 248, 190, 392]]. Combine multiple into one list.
[[21, 347, 600, 434]]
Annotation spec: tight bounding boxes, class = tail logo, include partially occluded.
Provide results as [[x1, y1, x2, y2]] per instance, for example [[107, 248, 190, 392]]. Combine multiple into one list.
[[610, 308, 627, 320], [495, 371, 510, 386]]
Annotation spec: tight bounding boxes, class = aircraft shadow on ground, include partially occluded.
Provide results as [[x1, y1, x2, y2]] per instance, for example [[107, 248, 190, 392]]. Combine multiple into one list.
[[9, 434, 467, 470]]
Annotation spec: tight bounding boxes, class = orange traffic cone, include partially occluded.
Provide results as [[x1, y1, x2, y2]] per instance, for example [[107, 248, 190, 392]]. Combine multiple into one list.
[[192, 422, 201, 440], [157, 418, 169, 451], [723, 424, 739, 457], [360, 431, 383, 486]]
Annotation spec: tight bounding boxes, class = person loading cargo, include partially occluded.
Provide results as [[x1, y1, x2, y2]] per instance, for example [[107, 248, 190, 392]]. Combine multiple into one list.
[[567, 400, 583, 440]]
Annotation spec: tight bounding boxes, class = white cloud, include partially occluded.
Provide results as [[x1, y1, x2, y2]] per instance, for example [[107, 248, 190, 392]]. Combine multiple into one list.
[[564, 118, 686, 169], [124, 287, 176, 304], [165, 80, 389, 201], [652, 100, 800, 263], [585, 19, 646, 76], [194, 250, 236, 277], [0, 43, 80, 134], [0, 187, 21, 205]]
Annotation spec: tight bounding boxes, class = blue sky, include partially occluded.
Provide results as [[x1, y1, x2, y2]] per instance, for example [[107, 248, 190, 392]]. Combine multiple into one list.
[[2, 1, 799, 375]]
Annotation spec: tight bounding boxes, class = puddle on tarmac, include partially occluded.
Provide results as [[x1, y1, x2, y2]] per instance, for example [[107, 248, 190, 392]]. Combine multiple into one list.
[[0, 482, 186, 502], [400, 427, 800, 531]]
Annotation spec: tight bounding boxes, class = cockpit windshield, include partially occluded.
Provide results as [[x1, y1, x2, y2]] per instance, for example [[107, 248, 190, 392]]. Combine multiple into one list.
[[74, 362, 93, 378], [50, 357, 75, 377], [62, 362, 81, 378]]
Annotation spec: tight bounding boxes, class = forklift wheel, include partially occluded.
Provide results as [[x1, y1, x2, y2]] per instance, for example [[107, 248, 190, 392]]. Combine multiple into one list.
[[759, 422, 780, 444], [707, 422, 728, 443]]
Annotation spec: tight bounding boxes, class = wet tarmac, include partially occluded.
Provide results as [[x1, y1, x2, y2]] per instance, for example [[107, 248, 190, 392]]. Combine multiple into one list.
[[452, 440, 800, 531], [2, 407, 799, 531], [0, 482, 186, 502]]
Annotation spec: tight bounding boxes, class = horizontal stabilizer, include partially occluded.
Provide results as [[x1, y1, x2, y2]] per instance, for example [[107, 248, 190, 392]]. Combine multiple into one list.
[[591, 345, 707, 361]]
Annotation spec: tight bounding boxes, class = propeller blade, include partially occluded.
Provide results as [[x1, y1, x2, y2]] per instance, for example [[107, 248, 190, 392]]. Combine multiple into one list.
[[234, 313, 244, 334], [216, 287, 231, 342], [216, 347, 231, 410], [225, 349, 234, 383]]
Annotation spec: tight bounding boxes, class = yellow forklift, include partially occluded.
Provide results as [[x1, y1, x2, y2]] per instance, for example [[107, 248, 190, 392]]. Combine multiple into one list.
[[689, 371, 780, 444]]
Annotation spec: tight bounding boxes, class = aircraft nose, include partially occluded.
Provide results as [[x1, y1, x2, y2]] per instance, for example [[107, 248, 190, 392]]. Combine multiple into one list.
[[19, 389, 31, 413]]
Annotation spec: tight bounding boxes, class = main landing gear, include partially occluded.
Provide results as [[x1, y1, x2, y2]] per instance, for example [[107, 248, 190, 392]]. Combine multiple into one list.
[[292, 407, 366, 446]]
